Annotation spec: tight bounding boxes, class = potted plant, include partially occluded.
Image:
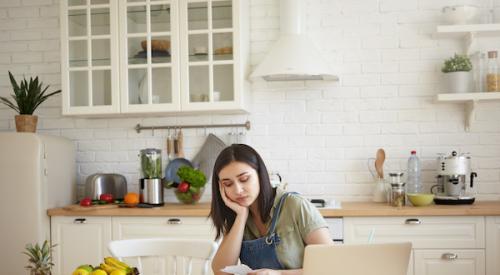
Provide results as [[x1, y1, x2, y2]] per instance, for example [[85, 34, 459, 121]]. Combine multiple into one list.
[[0, 71, 61, 132], [23, 240, 56, 275], [442, 54, 473, 93]]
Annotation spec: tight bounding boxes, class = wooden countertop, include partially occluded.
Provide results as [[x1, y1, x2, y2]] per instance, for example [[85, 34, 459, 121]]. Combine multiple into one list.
[[47, 201, 500, 217]]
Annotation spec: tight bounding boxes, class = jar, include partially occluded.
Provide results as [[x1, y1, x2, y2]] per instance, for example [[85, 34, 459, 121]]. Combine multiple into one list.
[[391, 183, 406, 207], [486, 51, 499, 92], [388, 172, 405, 207]]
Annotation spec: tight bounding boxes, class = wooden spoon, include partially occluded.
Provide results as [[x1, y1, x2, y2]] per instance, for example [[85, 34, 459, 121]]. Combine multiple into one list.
[[375, 148, 385, 179]]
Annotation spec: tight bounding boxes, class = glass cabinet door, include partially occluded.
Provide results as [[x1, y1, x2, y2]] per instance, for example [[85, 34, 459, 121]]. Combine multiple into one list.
[[181, 0, 235, 107], [120, 0, 180, 112], [62, 0, 119, 114]]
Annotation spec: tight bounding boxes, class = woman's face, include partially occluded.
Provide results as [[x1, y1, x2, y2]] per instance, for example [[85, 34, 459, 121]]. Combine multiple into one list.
[[218, 161, 260, 207]]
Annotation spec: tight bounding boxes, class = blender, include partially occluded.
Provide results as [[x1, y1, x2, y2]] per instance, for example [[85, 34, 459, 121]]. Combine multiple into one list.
[[139, 148, 164, 206]]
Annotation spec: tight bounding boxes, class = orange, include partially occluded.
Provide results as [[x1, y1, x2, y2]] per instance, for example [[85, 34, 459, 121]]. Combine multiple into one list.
[[124, 192, 139, 205]]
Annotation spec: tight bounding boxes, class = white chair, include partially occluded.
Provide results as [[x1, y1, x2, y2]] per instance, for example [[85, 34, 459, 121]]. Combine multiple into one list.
[[108, 238, 218, 275]]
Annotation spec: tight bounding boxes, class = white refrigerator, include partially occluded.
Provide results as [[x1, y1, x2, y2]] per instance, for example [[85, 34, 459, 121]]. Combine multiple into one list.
[[0, 132, 76, 275]]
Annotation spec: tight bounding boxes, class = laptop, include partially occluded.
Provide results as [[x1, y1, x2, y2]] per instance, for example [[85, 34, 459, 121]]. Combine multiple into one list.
[[303, 242, 412, 275]]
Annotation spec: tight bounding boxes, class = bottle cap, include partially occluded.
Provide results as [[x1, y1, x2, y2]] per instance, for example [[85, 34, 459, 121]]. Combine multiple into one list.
[[488, 51, 497, 58], [411, 150, 417, 154]]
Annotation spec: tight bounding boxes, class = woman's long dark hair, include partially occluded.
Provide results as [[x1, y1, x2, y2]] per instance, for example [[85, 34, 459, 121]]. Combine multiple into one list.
[[209, 144, 275, 240]]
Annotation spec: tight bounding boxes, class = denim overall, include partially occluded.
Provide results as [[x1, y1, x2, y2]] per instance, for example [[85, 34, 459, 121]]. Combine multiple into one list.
[[239, 192, 296, 270]]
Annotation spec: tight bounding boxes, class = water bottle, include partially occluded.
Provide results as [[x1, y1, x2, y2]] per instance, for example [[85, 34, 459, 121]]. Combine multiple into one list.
[[406, 150, 422, 195]]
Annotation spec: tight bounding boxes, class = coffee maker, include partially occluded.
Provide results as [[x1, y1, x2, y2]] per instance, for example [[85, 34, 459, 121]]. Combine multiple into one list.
[[139, 148, 164, 206], [432, 151, 478, 205]]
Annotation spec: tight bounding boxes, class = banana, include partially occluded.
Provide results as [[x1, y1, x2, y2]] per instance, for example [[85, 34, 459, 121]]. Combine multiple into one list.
[[104, 257, 132, 274], [100, 263, 118, 274]]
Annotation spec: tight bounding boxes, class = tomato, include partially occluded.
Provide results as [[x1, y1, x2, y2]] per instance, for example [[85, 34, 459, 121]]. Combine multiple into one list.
[[177, 181, 190, 193], [99, 193, 114, 203], [80, 197, 92, 207]]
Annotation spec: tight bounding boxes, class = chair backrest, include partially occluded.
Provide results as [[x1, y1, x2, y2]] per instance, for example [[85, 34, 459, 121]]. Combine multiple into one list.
[[303, 242, 412, 275], [108, 238, 218, 275]]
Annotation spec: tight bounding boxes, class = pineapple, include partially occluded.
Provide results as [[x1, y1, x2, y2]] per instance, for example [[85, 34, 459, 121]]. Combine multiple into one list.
[[23, 240, 56, 275]]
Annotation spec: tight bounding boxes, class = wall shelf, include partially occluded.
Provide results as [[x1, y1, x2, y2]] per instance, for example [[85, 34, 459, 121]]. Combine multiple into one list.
[[435, 24, 500, 54], [435, 92, 500, 131]]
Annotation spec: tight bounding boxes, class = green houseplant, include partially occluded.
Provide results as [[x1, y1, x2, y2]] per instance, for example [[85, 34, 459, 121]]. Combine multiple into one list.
[[0, 71, 61, 132], [442, 54, 473, 93], [23, 240, 56, 275]]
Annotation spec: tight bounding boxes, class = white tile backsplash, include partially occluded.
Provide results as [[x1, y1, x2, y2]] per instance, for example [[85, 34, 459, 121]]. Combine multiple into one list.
[[0, 0, 499, 201]]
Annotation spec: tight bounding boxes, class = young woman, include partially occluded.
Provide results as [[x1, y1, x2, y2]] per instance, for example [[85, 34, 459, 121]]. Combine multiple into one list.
[[210, 144, 333, 275]]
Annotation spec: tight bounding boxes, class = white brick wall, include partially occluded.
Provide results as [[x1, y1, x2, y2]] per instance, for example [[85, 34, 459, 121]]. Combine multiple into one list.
[[0, 0, 499, 202]]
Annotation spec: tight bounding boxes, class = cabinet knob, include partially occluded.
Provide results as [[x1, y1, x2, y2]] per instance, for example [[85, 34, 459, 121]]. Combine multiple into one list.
[[442, 253, 458, 260], [404, 218, 421, 225], [167, 218, 182, 225], [73, 218, 87, 224]]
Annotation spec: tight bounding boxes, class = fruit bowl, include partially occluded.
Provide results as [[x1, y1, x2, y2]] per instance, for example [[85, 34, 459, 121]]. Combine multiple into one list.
[[175, 186, 205, 204], [407, 193, 434, 207]]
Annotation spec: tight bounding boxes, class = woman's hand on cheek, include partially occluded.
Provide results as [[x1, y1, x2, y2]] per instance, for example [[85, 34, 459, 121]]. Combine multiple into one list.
[[219, 184, 248, 217], [248, 269, 280, 275]]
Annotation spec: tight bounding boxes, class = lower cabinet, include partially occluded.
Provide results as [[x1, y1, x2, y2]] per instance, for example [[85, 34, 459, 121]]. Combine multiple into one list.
[[51, 216, 216, 275], [486, 216, 500, 275], [51, 216, 112, 275], [344, 216, 486, 275], [414, 250, 485, 275]]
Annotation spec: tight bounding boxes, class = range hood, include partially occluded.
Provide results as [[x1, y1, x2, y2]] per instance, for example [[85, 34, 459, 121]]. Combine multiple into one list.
[[250, 0, 338, 82]]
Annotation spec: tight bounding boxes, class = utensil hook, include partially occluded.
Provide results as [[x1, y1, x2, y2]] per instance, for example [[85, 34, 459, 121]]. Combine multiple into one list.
[[367, 158, 377, 179]]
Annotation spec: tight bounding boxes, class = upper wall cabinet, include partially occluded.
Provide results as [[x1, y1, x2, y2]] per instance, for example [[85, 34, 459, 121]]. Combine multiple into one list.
[[60, 0, 249, 116]]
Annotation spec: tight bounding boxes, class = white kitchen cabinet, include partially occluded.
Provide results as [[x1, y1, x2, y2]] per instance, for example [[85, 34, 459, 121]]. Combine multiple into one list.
[[414, 250, 485, 275], [344, 216, 486, 275], [112, 216, 216, 240], [60, 0, 249, 116], [51, 216, 112, 275], [486, 216, 500, 275], [60, 0, 120, 115]]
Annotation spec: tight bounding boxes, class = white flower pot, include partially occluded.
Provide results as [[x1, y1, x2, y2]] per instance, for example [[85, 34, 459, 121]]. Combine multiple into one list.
[[444, 71, 473, 93]]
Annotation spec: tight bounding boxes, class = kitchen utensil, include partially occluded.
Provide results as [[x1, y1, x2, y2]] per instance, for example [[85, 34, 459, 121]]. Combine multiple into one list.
[[407, 193, 434, 207], [164, 158, 194, 185], [177, 129, 184, 158], [442, 5, 479, 25], [63, 204, 119, 211], [140, 178, 164, 206], [85, 173, 127, 200], [166, 133, 174, 161], [192, 134, 226, 181], [375, 148, 385, 179]]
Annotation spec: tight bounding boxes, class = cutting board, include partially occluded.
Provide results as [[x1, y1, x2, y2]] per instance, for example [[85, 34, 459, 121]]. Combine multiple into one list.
[[63, 204, 119, 211]]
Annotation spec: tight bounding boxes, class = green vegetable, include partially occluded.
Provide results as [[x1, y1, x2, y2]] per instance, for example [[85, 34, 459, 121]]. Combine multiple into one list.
[[141, 152, 162, 178], [442, 54, 472, 73], [177, 166, 206, 187]]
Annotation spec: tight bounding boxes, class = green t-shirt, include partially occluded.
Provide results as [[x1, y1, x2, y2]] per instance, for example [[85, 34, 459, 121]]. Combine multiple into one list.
[[243, 188, 328, 269]]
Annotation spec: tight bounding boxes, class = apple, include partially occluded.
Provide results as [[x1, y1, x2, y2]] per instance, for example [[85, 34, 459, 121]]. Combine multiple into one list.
[[99, 193, 114, 204], [79, 197, 92, 207], [177, 181, 190, 193]]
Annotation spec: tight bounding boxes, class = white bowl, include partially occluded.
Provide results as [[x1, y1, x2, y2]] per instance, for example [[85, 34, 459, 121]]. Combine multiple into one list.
[[442, 5, 479, 25]]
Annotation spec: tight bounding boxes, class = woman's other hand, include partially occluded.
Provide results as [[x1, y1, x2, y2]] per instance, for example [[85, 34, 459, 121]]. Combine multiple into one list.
[[220, 184, 249, 217]]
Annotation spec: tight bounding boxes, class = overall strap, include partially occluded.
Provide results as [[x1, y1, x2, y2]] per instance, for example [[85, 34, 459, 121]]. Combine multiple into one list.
[[267, 192, 299, 238]]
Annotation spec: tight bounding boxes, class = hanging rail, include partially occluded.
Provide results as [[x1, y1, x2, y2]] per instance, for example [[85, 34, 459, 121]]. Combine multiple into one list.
[[135, 120, 251, 134]]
